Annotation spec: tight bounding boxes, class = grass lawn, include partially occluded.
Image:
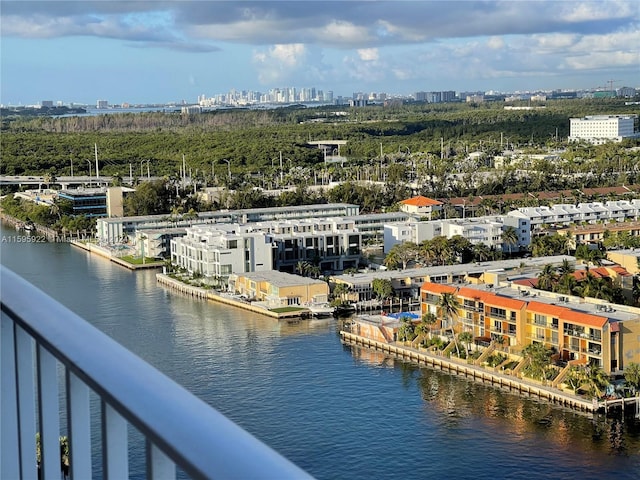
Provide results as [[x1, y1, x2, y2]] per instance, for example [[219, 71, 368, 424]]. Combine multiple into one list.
[[119, 255, 160, 265]]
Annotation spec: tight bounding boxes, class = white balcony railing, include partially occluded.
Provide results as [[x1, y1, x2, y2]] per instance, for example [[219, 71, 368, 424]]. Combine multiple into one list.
[[1, 266, 313, 480]]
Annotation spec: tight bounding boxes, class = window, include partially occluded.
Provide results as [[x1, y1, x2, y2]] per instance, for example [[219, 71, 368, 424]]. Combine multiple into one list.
[[228, 240, 238, 249]]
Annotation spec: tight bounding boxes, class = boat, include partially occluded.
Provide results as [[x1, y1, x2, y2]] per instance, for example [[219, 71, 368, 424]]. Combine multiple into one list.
[[333, 303, 356, 317], [305, 303, 335, 317]]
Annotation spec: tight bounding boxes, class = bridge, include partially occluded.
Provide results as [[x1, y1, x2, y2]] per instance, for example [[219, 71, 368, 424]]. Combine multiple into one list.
[[0, 175, 165, 189], [0, 266, 313, 480]]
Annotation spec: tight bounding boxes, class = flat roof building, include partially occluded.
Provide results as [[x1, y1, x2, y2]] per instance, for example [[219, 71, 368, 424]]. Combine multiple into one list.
[[568, 115, 638, 145]]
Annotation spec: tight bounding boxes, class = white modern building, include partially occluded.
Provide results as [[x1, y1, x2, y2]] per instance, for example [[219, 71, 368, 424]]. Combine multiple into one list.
[[383, 215, 530, 253], [171, 224, 275, 278], [508, 199, 640, 229], [96, 203, 360, 245], [568, 115, 638, 144], [170, 217, 365, 279]]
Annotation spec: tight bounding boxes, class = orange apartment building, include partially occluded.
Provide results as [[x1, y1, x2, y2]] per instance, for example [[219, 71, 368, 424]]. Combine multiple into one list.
[[420, 281, 640, 374]]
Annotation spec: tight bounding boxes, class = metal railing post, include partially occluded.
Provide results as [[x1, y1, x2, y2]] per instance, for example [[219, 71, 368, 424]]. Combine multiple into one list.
[[66, 371, 92, 479], [16, 325, 37, 480], [1, 313, 20, 480], [37, 346, 60, 480], [102, 401, 128, 480]]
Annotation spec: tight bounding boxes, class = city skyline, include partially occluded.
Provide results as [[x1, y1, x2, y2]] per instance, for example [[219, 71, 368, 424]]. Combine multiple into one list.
[[1, 1, 639, 105]]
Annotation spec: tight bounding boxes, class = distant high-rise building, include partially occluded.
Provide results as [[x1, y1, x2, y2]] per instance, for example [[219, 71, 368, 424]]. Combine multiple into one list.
[[96, 100, 109, 109], [617, 87, 637, 98], [466, 94, 484, 103], [40, 100, 54, 108], [441, 91, 456, 102], [427, 91, 441, 103]]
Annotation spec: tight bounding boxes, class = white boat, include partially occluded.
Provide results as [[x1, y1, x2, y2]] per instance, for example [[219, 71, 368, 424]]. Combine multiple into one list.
[[306, 303, 335, 317]]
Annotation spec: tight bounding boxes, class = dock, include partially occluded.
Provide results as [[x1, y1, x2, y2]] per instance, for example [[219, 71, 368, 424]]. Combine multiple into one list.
[[340, 331, 621, 413], [156, 273, 310, 320], [70, 240, 164, 270]]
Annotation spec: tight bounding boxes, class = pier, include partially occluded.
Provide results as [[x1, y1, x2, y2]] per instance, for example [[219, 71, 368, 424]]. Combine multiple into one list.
[[340, 331, 604, 413]]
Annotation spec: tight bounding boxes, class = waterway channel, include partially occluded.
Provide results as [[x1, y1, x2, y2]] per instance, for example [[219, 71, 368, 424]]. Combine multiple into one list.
[[1, 222, 639, 479]]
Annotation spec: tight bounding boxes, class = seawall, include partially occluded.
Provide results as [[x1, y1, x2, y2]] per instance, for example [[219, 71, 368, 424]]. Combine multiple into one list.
[[340, 331, 599, 412], [70, 240, 163, 270], [156, 273, 310, 320]]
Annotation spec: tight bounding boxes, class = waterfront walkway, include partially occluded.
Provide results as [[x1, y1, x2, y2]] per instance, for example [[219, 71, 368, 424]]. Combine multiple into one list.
[[341, 331, 613, 413], [70, 240, 163, 270], [156, 273, 310, 320]]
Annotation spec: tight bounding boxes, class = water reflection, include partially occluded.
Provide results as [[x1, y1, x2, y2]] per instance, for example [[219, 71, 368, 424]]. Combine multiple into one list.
[[348, 343, 640, 466]]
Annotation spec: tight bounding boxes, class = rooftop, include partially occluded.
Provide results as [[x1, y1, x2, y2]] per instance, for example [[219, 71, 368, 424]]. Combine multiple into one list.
[[235, 270, 326, 288], [332, 255, 576, 285], [400, 195, 443, 207]]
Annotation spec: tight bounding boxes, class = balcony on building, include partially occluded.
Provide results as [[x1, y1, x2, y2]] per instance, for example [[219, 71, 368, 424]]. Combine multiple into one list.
[[1, 266, 312, 480]]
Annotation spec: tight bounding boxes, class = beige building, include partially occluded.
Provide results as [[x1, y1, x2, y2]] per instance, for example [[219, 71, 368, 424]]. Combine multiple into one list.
[[399, 195, 443, 219], [420, 280, 640, 374], [229, 271, 329, 308], [607, 250, 640, 275], [106, 186, 135, 217]]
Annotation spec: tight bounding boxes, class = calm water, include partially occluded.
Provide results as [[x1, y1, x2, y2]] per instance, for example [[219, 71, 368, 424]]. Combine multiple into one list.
[[2, 222, 640, 480]]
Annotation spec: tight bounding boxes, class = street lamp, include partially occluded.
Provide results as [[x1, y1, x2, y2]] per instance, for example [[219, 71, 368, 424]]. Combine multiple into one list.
[[221, 159, 231, 181], [85, 159, 92, 187], [140, 159, 150, 179]]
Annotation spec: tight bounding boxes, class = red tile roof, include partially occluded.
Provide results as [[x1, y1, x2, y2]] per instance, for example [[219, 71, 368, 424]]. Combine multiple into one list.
[[610, 266, 632, 277], [421, 282, 457, 294], [526, 300, 607, 328], [527, 301, 568, 317], [562, 310, 608, 328], [484, 294, 526, 310], [456, 287, 490, 301], [401, 195, 443, 207]]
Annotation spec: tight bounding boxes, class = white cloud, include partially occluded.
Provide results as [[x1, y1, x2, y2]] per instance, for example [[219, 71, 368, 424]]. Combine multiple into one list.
[[358, 48, 379, 61], [487, 36, 505, 50], [319, 20, 373, 46], [252, 44, 307, 84], [560, 0, 637, 22]]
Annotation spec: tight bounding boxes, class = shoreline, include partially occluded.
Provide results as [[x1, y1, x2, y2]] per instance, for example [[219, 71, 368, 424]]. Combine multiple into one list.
[[341, 331, 640, 415], [70, 240, 164, 270], [156, 273, 311, 320]]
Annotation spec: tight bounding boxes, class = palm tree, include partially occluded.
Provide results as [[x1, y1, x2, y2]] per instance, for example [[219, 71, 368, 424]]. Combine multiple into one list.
[[413, 321, 430, 347], [418, 239, 436, 266], [430, 236, 453, 266], [624, 362, 640, 392], [472, 242, 491, 263], [564, 366, 585, 394], [331, 283, 349, 304], [437, 292, 461, 356], [421, 312, 438, 339], [458, 331, 473, 354], [582, 364, 610, 400], [397, 316, 416, 342], [384, 242, 418, 270], [501, 226, 518, 257], [295, 260, 311, 276], [537, 264, 558, 291], [558, 259, 575, 276], [522, 343, 552, 381]]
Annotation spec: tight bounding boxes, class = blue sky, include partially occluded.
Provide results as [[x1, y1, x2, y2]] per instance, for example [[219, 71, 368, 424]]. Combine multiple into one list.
[[1, 1, 639, 105]]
